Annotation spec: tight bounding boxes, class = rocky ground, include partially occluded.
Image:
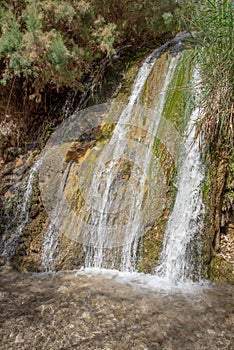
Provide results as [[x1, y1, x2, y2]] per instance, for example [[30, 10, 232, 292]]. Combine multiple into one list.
[[0, 268, 233, 350]]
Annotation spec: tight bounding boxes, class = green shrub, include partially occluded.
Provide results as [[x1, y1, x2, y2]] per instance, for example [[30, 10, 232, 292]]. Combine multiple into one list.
[[0, 0, 176, 97]]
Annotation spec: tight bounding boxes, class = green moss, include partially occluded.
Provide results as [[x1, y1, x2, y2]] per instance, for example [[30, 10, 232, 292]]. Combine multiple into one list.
[[139, 52, 171, 109], [137, 209, 170, 273], [202, 171, 211, 200], [45, 126, 55, 141], [115, 60, 142, 103], [152, 138, 177, 186], [208, 256, 234, 284], [162, 50, 194, 134], [97, 123, 115, 143], [75, 188, 85, 213]]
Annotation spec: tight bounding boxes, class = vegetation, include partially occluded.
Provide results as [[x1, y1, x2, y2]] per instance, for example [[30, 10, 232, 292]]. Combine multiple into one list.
[[161, 50, 194, 134], [0, 0, 175, 100], [0, 0, 176, 160], [1, 1, 232, 162], [208, 255, 234, 283], [174, 0, 234, 155], [162, 1, 233, 279]]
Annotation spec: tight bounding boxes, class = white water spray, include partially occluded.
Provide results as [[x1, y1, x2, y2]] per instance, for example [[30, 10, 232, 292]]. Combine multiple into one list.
[[83, 55, 179, 270], [156, 74, 204, 282]]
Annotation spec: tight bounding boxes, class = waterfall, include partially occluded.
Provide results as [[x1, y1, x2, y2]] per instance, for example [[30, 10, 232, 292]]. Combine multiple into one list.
[[37, 33, 206, 281], [0, 158, 41, 262], [82, 51, 160, 269], [155, 74, 205, 282], [119, 56, 179, 270], [82, 54, 179, 271], [41, 161, 72, 271], [38, 37, 185, 271], [18, 159, 42, 233]]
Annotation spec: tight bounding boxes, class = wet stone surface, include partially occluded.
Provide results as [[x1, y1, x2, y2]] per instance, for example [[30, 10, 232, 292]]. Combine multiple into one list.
[[0, 268, 233, 350]]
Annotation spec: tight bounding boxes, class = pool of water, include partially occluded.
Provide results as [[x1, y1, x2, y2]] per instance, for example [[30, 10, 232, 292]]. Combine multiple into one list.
[[0, 268, 233, 349]]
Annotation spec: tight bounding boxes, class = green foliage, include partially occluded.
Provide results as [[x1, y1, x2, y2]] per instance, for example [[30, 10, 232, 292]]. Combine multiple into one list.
[[92, 18, 117, 54], [49, 36, 69, 66], [176, 0, 234, 154], [0, 0, 176, 97], [0, 9, 22, 56]]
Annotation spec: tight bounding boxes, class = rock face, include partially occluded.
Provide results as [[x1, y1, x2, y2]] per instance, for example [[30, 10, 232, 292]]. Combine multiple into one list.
[[205, 154, 234, 283], [10, 175, 48, 272], [0, 43, 233, 281]]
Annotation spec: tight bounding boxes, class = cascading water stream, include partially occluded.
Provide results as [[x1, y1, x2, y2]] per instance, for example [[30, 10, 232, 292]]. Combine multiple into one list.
[[155, 72, 205, 282], [38, 33, 206, 282], [18, 159, 42, 233], [0, 158, 41, 261], [119, 55, 179, 270], [41, 161, 72, 271], [83, 55, 179, 271], [81, 53, 159, 268]]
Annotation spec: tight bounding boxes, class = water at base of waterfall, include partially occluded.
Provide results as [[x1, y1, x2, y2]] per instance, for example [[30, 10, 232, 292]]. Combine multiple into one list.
[[75, 267, 210, 294], [1, 268, 233, 350]]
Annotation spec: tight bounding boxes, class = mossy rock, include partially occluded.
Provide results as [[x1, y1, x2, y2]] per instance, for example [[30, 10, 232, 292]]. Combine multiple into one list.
[[137, 208, 170, 274], [208, 256, 234, 284]]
